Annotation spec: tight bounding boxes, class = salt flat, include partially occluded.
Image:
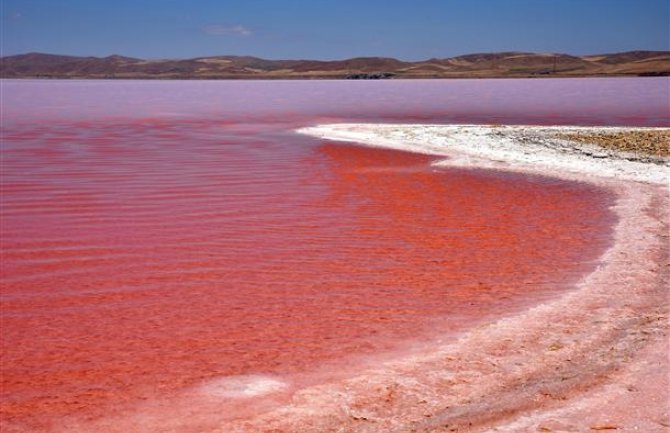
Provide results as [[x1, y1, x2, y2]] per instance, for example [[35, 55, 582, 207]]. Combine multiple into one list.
[[297, 124, 670, 185]]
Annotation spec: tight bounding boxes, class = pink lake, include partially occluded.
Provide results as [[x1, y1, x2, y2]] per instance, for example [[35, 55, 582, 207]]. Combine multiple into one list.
[[0, 77, 667, 432]]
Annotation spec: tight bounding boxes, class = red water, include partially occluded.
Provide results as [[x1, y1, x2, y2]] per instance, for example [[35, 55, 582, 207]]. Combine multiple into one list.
[[1, 77, 658, 431]]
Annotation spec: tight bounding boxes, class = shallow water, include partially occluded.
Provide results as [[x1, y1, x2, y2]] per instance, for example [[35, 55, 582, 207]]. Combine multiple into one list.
[[1, 78, 665, 431]]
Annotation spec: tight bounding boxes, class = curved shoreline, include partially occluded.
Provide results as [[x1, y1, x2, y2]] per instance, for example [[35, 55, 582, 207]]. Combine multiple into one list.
[[48, 124, 669, 432], [204, 124, 669, 432], [296, 124, 669, 185]]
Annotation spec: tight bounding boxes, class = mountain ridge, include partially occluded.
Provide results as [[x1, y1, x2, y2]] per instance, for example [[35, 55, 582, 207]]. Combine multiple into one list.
[[2, 50, 668, 79]]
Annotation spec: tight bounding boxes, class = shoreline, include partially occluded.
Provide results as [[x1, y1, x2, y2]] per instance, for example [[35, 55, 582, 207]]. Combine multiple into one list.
[[296, 124, 669, 184], [42, 124, 669, 432], [2, 75, 668, 81], [210, 123, 669, 432]]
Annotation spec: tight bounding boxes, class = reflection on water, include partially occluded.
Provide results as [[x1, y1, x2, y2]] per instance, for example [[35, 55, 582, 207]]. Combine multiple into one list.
[[0, 78, 652, 431]]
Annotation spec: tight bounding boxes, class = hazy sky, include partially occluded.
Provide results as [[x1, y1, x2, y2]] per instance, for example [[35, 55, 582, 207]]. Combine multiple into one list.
[[2, 0, 668, 59]]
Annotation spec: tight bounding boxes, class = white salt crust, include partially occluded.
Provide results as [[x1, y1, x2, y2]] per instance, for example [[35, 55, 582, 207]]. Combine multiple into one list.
[[297, 124, 669, 185], [198, 375, 289, 399]]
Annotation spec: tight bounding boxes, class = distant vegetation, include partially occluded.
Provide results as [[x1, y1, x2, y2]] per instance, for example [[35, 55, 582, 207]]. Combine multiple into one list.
[[1, 51, 668, 79]]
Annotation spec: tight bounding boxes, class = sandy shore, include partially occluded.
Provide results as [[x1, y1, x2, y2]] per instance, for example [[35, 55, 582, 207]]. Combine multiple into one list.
[[555, 130, 669, 158], [204, 123, 668, 433]]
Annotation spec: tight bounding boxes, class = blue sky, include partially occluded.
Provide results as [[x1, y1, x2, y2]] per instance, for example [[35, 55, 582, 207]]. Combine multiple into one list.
[[2, 0, 668, 59]]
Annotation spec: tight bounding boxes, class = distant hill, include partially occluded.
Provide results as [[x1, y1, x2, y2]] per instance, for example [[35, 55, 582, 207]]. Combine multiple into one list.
[[1, 51, 668, 79]]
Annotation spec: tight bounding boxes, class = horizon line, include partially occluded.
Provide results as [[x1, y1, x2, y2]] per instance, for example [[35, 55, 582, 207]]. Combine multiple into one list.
[[3, 48, 670, 62]]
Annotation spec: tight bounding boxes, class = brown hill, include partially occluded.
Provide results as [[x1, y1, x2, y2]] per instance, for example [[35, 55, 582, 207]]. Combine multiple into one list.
[[1, 50, 668, 79], [582, 50, 669, 64], [447, 52, 594, 72]]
